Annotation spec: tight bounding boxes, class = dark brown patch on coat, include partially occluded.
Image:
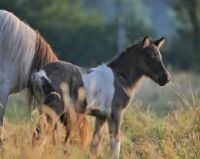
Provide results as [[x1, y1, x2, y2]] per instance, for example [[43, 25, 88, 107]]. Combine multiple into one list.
[[40, 61, 86, 113]]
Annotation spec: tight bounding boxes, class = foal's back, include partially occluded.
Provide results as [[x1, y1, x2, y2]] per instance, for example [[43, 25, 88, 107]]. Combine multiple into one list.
[[43, 61, 82, 91], [31, 61, 84, 106]]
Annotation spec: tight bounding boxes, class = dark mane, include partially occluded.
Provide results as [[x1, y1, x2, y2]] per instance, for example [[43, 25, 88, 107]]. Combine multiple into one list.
[[107, 38, 143, 67]]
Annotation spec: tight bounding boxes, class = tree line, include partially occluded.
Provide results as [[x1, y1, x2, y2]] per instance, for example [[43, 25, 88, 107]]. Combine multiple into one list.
[[0, 0, 200, 71]]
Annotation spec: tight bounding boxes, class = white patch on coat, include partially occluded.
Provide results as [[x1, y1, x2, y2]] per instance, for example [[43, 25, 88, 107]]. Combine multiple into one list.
[[31, 69, 51, 103], [34, 69, 51, 85], [111, 137, 121, 159], [82, 64, 115, 115]]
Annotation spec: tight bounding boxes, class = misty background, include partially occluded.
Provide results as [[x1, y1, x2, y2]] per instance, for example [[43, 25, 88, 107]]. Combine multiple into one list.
[[0, 0, 199, 71]]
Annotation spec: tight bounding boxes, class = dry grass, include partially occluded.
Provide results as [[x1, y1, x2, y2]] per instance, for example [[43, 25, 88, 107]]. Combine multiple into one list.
[[1, 101, 200, 159], [1, 71, 200, 159]]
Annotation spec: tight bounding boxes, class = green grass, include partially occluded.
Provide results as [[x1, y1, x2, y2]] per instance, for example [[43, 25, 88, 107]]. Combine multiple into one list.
[[6, 92, 31, 123], [135, 71, 200, 116], [1, 71, 200, 159]]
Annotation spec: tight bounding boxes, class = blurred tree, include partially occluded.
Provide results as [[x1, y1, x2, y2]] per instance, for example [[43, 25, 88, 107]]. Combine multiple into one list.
[[124, 0, 154, 44], [0, 0, 116, 66], [0, 0, 153, 66], [167, 0, 200, 70], [83, 0, 154, 48]]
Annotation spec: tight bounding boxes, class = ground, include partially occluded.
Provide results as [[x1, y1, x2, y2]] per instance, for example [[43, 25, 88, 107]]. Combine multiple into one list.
[[1, 71, 200, 159]]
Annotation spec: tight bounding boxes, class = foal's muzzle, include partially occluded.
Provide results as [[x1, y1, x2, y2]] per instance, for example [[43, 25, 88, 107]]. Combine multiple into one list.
[[158, 72, 171, 86]]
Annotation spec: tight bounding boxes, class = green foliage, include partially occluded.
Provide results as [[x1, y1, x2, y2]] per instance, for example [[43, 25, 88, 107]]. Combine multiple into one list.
[[0, 0, 153, 66], [0, 0, 115, 66], [167, 0, 200, 71], [124, 0, 154, 42]]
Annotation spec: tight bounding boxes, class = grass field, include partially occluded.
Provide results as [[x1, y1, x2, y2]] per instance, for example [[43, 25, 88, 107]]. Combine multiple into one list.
[[1, 71, 200, 159]]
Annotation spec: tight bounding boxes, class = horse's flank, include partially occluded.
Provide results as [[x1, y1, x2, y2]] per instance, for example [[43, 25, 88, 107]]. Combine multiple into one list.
[[0, 10, 36, 90]]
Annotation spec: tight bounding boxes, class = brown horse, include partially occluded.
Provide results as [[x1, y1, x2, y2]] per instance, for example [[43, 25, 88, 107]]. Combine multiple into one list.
[[31, 36, 171, 158]]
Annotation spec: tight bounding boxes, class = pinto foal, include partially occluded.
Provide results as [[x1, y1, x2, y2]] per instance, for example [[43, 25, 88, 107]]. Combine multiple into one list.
[[31, 36, 171, 158]]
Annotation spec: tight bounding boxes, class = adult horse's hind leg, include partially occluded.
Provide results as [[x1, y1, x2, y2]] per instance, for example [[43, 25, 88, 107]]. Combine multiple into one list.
[[0, 84, 10, 145], [90, 117, 106, 159], [108, 111, 123, 159]]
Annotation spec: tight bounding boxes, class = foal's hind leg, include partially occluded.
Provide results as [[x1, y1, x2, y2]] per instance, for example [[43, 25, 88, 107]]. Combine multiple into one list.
[[108, 111, 123, 159], [90, 117, 106, 158]]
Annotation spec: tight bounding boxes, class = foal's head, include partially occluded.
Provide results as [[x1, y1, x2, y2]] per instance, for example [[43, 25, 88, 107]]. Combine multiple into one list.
[[138, 36, 171, 86]]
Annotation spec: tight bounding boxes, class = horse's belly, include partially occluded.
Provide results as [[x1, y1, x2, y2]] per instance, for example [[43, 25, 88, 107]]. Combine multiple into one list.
[[85, 86, 114, 115]]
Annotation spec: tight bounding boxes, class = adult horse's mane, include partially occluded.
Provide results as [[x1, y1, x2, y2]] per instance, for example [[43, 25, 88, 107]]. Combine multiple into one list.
[[0, 10, 58, 90], [30, 32, 58, 76]]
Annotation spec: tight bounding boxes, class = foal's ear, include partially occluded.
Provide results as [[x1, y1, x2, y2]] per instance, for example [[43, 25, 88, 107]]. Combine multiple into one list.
[[154, 37, 165, 49], [142, 36, 151, 48]]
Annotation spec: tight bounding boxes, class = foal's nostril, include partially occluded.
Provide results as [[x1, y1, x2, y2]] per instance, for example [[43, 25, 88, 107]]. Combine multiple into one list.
[[164, 71, 171, 82], [158, 72, 170, 85]]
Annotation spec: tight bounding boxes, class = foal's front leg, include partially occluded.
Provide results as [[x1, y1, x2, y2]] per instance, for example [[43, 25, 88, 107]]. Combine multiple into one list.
[[108, 111, 123, 159], [91, 117, 106, 159]]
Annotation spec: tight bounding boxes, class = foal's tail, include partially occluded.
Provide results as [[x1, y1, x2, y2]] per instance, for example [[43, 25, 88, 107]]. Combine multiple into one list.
[[63, 111, 91, 149], [28, 70, 54, 106], [31, 70, 54, 95], [76, 114, 91, 148]]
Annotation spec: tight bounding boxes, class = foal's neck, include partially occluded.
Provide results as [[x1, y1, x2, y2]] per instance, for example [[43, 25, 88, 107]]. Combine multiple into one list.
[[107, 47, 143, 95]]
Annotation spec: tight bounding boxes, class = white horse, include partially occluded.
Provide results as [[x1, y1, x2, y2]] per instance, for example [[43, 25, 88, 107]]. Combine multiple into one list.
[[0, 10, 58, 142]]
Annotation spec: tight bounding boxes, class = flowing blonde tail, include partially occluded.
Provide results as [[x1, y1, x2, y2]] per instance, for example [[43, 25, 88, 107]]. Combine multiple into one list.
[[64, 112, 91, 149], [61, 84, 91, 148], [76, 114, 91, 148]]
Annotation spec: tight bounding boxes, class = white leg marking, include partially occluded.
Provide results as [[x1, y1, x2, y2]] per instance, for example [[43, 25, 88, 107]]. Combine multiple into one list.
[[111, 137, 121, 159]]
